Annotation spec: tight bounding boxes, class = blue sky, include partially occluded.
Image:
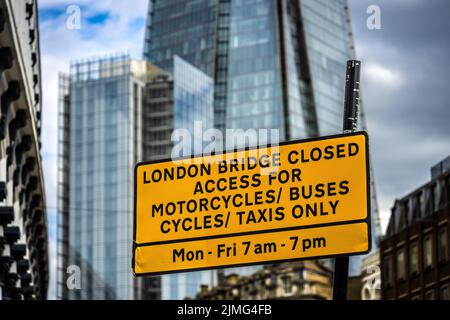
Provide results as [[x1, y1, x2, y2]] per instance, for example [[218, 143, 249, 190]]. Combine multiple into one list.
[[38, 0, 148, 299], [38, 0, 450, 299]]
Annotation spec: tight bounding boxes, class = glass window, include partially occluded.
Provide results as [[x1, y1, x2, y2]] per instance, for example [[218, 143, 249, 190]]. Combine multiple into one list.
[[440, 285, 449, 300], [105, 81, 117, 98], [423, 235, 433, 269], [409, 242, 419, 275], [270, 274, 277, 287], [418, 192, 424, 216], [397, 249, 406, 281], [298, 269, 305, 281], [438, 226, 448, 263], [429, 184, 436, 213], [383, 254, 393, 286], [447, 176, 450, 203], [282, 276, 292, 295], [424, 290, 434, 300], [259, 279, 266, 298], [437, 180, 444, 209]]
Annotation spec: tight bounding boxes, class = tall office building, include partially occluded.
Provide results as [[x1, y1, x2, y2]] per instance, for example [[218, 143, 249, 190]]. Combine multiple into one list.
[[57, 55, 150, 299], [144, 0, 381, 277], [0, 0, 48, 299], [58, 55, 214, 300]]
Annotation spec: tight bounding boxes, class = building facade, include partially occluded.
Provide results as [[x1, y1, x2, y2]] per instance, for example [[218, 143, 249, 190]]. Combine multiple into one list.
[[196, 261, 332, 300], [143, 0, 381, 278], [57, 56, 151, 299], [380, 156, 450, 300], [0, 0, 48, 299], [145, 0, 355, 137]]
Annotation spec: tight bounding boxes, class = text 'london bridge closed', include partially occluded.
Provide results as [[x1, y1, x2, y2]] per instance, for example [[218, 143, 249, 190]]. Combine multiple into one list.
[[133, 132, 371, 276]]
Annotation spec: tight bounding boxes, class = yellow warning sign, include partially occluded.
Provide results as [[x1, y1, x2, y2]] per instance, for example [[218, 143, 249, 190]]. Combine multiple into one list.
[[133, 132, 371, 276]]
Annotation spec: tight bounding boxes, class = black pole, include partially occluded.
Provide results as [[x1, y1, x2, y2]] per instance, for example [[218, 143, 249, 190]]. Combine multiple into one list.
[[332, 60, 361, 300], [342, 60, 361, 133]]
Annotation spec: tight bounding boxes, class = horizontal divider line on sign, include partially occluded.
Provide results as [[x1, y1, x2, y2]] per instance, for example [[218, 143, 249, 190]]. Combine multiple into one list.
[[134, 217, 369, 248]]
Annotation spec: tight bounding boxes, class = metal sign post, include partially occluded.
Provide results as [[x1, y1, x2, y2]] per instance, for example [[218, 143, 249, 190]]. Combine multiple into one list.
[[333, 60, 362, 300]]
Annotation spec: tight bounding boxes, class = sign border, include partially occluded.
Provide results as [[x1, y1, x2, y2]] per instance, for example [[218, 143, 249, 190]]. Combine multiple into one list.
[[132, 131, 372, 276]]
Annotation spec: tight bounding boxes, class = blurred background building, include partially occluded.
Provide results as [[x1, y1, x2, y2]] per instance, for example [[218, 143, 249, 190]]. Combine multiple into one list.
[[57, 55, 214, 299], [347, 250, 381, 300], [140, 55, 214, 300], [360, 250, 381, 300], [380, 155, 450, 300], [0, 0, 48, 299], [143, 0, 381, 295], [57, 55, 150, 299], [195, 261, 332, 300], [143, 55, 213, 162]]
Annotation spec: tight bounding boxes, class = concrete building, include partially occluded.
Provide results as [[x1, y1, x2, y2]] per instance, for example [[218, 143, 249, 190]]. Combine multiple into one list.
[[380, 156, 450, 300], [195, 261, 332, 300], [0, 0, 48, 299]]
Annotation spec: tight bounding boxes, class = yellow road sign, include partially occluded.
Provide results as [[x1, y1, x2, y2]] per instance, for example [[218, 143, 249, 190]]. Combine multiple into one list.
[[133, 132, 371, 276]]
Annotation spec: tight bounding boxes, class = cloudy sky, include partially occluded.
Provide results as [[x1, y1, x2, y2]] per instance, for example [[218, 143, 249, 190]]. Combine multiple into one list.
[[348, 0, 450, 228], [37, 0, 450, 298], [38, 0, 149, 299]]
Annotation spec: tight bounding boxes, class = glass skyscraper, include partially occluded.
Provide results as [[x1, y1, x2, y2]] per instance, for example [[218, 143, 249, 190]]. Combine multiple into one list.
[[173, 55, 214, 155], [144, 0, 381, 279], [168, 56, 215, 299], [58, 55, 150, 299], [142, 55, 214, 300]]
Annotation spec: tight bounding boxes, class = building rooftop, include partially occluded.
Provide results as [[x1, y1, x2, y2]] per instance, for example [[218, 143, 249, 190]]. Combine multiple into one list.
[[385, 155, 450, 237]]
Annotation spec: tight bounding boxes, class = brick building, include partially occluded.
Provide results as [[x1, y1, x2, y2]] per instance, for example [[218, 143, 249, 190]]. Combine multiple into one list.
[[380, 156, 450, 300]]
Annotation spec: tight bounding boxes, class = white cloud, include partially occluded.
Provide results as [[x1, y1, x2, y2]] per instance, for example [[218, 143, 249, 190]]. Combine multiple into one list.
[[40, 1, 147, 207], [364, 63, 404, 88]]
